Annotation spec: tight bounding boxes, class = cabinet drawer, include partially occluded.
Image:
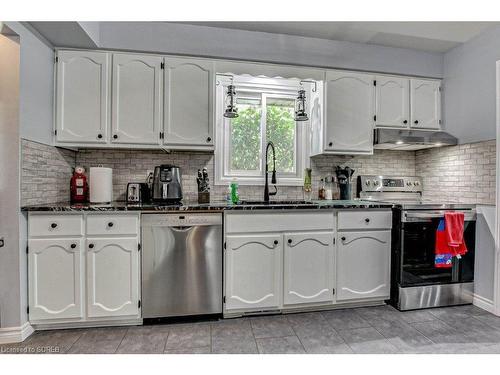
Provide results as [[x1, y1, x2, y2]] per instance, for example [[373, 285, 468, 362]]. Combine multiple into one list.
[[29, 214, 84, 237], [86, 214, 139, 236], [337, 210, 392, 230], [225, 211, 334, 233]]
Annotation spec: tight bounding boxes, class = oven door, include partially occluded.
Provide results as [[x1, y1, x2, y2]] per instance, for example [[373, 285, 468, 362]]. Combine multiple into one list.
[[400, 210, 475, 287]]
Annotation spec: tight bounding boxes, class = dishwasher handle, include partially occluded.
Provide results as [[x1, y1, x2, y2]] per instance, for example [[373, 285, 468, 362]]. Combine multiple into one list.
[[170, 226, 194, 232]]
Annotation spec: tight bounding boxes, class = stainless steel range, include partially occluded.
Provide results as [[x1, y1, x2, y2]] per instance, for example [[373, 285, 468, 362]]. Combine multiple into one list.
[[357, 175, 476, 311]]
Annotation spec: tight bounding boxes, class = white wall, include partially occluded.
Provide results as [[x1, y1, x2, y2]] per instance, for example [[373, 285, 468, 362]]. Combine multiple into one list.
[[0, 35, 23, 329], [5, 22, 54, 146], [443, 25, 500, 143], [98, 22, 443, 78], [474, 205, 496, 309]]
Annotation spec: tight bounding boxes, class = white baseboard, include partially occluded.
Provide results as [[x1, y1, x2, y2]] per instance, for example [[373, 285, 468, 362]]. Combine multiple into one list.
[[0, 322, 34, 344], [473, 293, 495, 314]]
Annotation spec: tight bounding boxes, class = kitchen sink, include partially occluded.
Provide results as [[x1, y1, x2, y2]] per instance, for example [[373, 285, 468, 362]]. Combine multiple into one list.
[[238, 200, 315, 205]]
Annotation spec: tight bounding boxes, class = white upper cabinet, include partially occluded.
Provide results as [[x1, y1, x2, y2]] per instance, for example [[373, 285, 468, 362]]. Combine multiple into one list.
[[410, 79, 441, 130], [163, 57, 214, 147], [336, 230, 391, 302], [375, 76, 410, 128], [86, 237, 140, 318], [111, 53, 162, 145], [56, 50, 110, 144], [324, 71, 375, 154], [225, 234, 282, 311], [283, 232, 334, 306], [28, 238, 83, 321]]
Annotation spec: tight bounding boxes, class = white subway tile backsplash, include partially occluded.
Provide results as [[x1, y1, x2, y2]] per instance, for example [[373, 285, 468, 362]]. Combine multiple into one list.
[[21, 139, 496, 206]]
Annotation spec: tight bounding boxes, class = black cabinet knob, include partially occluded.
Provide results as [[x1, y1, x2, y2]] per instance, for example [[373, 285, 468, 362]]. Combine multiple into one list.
[[341, 236, 346, 241], [273, 240, 279, 245], [97, 134, 103, 139], [288, 239, 292, 244], [88, 243, 94, 249], [328, 142, 333, 147], [113, 134, 118, 139], [50, 223, 57, 229], [107, 222, 114, 228], [414, 120, 419, 124], [206, 137, 212, 142], [365, 218, 370, 223], [403, 120, 408, 124], [70, 243, 77, 249]]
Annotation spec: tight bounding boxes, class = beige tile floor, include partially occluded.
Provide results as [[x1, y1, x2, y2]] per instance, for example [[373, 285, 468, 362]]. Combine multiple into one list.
[[2, 304, 500, 354]]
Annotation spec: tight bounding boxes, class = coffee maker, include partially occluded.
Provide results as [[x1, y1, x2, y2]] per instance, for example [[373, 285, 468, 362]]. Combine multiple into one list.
[[335, 166, 355, 200], [152, 165, 183, 203]]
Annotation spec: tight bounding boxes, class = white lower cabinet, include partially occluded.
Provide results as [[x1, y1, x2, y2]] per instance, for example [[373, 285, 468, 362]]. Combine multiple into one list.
[[28, 213, 141, 327], [283, 232, 334, 306], [336, 230, 391, 301], [28, 238, 83, 321], [86, 238, 140, 318], [225, 234, 282, 312]]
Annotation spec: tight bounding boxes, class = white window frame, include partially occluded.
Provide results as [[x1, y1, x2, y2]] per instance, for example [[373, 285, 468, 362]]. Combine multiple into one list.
[[215, 74, 312, 186]]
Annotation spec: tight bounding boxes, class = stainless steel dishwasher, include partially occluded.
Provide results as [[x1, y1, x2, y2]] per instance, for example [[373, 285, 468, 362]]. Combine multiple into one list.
[[141, 213, 222, 318]]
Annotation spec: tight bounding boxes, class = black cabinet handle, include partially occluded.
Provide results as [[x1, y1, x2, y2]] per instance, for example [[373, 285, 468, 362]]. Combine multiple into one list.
[[50, 223, 57, 229], [70, 243, 77, 249], [273, 240, 279, 245], [288, 239, 292, 244], [403, 120, 408, 124], [328, 142, 333, 147], [206, 137, 212, 142], [365, 218, 370, 223], [414, 120, 419, 124], [107, 222, 114, 228], [97, 134, 103, 139], [88, 243, 94, 249], [113, 134, 118, 139], [341, 236, 346, 241]]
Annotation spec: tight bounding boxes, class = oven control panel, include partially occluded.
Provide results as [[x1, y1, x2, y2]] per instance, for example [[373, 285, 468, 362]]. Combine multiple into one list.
[[358, 175, 423, 193]]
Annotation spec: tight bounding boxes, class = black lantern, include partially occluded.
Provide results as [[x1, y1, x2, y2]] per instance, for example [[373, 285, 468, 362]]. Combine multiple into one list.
[[223, 85, 238, 118], [294, 89, 308, 121]]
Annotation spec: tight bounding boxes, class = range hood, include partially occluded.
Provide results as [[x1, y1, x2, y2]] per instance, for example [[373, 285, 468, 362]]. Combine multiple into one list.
[[373, 129, 458, 151]]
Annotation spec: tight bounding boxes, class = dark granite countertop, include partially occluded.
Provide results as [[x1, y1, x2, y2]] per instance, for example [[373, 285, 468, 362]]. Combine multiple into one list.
[[22, 199, 395, 212]]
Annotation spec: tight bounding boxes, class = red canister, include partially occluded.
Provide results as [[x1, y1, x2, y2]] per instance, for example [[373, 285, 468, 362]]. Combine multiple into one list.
[[70, 166, 88, 203]]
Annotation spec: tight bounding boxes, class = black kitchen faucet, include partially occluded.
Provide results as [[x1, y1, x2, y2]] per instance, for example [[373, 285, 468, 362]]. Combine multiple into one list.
[[264, 141, 278, 202]]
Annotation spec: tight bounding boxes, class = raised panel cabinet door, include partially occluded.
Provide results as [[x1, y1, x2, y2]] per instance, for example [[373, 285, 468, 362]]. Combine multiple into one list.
[[28, 238, 83, 321], [164, 57, 214, 146], [111, 53, 162, 144], [410, 79, 441, 130], [225, 234, 282, 311], [336, 230, 391, 301], [375, 76, 410, 128], [56, 50, 110, 143], [283, 232, 334, 306], [86, 238, 140, 318], [325, 71, 375, 154]]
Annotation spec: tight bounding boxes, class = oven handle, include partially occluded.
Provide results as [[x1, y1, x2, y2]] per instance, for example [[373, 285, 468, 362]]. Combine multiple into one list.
[[403, 211, 476, 222]]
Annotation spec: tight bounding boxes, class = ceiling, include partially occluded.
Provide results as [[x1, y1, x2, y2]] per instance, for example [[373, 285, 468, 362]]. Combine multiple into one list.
[[179, 22, 499, 53]]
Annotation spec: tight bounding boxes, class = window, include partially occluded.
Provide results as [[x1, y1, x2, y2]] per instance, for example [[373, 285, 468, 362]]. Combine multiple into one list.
[[215, 75, 311, 186]]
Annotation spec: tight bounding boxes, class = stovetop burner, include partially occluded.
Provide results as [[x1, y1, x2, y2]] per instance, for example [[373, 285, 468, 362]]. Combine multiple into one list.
[[357, 175, 476, 211]]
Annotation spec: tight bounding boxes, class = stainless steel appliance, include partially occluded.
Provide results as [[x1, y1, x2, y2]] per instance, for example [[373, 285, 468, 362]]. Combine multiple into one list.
[[358, 175, 476, 311], [152, 165, 183, 202], [127, 182, 150, 203], [373, 129, 458, 151], [141, 213, 223, 318]]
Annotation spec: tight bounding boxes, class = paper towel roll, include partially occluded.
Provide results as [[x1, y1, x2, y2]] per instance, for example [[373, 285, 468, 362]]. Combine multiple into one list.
[[89, 167, 113, 203]]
